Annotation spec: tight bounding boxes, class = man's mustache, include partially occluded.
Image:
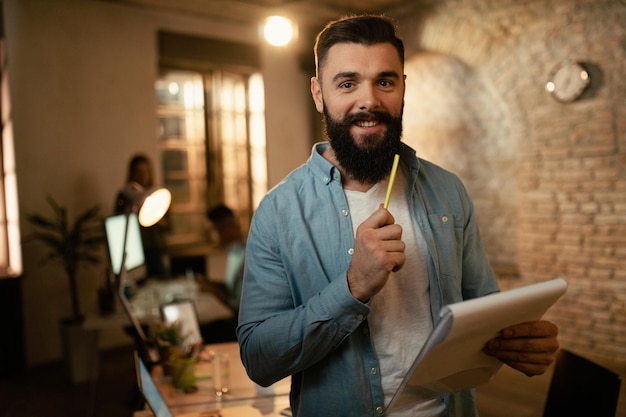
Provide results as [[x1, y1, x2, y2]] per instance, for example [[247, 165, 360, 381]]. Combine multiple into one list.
[[345, 111, 394, 125]]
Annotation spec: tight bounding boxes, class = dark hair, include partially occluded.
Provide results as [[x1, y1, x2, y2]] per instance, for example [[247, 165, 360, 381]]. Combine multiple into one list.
[[207, 204, 235, 223], [126, 153, 154, 187], [314, 15, 405, 78]]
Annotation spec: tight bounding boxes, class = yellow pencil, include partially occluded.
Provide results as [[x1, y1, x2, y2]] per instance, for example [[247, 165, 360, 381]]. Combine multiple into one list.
[[383, 154, 400, 209]]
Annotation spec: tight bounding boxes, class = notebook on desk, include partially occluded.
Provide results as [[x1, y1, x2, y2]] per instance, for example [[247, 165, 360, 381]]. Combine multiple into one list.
[[134, 351, 268, 417]]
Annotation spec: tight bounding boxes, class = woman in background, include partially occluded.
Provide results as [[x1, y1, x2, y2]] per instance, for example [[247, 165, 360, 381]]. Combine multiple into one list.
[[114, 154, 169, 279]]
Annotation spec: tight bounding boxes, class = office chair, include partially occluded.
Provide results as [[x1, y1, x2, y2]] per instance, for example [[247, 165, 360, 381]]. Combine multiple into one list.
[[543, 349, 621, 417]]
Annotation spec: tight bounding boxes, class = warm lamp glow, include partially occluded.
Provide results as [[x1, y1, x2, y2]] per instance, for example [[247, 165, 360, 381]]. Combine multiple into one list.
[[263, 16, 294, 46], [138, 188, 171, 227], [122, 182, 171, 227]]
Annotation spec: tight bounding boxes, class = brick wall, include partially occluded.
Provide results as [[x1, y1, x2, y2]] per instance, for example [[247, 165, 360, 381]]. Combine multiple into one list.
[[395, 0, 626, 363]]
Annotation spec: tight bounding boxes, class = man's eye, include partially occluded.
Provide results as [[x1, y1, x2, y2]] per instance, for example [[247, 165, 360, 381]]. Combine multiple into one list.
[[379, 80, 393, 87], [339, 82, 354, 89]]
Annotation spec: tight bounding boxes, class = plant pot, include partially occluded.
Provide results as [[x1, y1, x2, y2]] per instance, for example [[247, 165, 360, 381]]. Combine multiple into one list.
[[158, 344, 184, 376], [60, 319, 99, 384], [170, 356, 197, 392]]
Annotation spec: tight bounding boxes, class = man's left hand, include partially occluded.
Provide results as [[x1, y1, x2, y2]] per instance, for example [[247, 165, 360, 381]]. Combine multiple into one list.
[[483, 320, 559, 376]]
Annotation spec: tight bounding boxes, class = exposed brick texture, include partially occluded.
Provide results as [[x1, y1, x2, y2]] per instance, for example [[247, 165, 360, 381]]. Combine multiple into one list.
[[395, 0, 626, 363]]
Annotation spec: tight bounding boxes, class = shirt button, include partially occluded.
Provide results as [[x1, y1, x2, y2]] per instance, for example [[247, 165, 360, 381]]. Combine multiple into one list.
[[323, 176, 329, 182], [371, 367, 377, 375], [441, 215, 448, 223], [341, 209, 349, 217], [348, 248, 354, 255], [376, 406, 384, 414], [356, 314, 364, 321]]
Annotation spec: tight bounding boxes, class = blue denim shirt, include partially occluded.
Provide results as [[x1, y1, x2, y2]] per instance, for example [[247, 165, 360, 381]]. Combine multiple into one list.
[[238, 142, 499, 417]]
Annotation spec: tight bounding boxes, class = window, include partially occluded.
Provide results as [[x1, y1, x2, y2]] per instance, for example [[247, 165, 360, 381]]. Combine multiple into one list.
[[214, 71, 267, 231], [0, 39, 22, 278], [156, 70, 208, 245], [156, 66, 266, 245], [156, 32, 266, 245]]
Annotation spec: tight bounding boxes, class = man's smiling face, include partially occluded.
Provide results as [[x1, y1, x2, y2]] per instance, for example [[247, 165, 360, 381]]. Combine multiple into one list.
[[311, 42, 406, 183]]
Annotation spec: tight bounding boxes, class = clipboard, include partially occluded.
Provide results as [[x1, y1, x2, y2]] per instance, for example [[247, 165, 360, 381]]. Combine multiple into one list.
[[388, 278, 568, 412]]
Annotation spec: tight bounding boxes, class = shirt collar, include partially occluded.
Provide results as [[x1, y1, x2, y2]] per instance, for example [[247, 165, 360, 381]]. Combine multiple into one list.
[[310, 142, 339, 185]]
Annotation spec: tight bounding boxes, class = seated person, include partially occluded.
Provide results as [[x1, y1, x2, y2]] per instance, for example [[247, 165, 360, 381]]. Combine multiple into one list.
[[189, 204, 245, 344], [205, 204, 246, 313]]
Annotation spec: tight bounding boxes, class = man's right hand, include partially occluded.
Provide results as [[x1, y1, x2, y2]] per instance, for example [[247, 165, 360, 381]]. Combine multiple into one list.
[[347, 205, 405, 302]]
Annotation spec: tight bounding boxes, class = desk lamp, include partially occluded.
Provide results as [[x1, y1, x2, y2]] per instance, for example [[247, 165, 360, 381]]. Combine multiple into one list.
[[116, 182, 171, 291], [116, 183, 171, 365], [121, 182, 171, 228]]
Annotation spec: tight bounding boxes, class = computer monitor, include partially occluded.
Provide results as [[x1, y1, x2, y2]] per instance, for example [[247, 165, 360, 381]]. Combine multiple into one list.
[[135, 351, 174, 417], [543, 349, 621, 417], [104, 212, 147, 284], [160, 300, 203, 347]]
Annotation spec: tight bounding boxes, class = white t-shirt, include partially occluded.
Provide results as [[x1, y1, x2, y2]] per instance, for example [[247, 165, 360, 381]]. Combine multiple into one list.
[[344, 168, 445, 417]]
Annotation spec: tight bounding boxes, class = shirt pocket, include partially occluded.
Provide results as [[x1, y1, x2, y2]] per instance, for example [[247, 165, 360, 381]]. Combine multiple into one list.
[[427, 212, 464, 299]]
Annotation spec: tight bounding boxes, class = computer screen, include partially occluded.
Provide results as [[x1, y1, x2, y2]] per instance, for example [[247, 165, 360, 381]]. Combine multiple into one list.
[[160, 300, 203, 347], [135, 352, 174, 417], [104, 213, 146, 276], [543, 349, 621, 417]]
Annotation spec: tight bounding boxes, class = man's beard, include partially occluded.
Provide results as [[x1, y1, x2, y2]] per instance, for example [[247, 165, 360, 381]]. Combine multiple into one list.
[[323, 106, 403, 184]]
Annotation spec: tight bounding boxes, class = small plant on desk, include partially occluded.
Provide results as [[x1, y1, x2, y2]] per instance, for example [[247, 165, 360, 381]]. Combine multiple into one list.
[[152, 321, 201, 372], [152, 321, 184, 365], [152, 321, 201, 392]]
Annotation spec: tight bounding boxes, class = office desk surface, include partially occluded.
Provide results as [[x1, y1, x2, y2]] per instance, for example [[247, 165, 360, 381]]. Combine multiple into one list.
[[83, 278, 233, 330], [134, 401, 291, 417], [152, 341, 291, 414]]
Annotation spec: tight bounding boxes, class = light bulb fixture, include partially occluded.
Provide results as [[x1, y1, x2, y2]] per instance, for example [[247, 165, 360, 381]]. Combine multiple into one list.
[[138, 187, 171, 227], [263, 16, 295, 47], [121, 182, 171, 227]]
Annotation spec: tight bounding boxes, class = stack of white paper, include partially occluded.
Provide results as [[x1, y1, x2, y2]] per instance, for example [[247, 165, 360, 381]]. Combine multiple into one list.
[[388, 278, 567, 412]]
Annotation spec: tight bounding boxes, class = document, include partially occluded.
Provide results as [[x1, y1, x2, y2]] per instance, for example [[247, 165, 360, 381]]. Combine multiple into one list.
[[388, 278, 567, 412]]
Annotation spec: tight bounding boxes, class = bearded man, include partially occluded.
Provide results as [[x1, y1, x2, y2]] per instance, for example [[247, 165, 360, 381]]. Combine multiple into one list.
[[237, 14, 559, 417]]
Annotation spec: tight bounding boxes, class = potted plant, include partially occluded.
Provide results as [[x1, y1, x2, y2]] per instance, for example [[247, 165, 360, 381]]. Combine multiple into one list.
[[26, 196, 105, 323], [152, 321, 184, 356], [26, 195, 105, 383], [151, 321, 200, 391]]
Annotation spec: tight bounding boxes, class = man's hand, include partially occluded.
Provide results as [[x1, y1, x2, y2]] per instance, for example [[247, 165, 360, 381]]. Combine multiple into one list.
[[347, 205, 405, 302], [483, 320, 559, 376]]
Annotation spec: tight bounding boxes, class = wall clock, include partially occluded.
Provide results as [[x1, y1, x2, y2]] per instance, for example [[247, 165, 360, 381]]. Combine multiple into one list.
[[545, 60, 590, 103]]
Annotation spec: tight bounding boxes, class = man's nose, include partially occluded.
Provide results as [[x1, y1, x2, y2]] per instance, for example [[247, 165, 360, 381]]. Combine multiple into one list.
[[356, 84, 381, 111]]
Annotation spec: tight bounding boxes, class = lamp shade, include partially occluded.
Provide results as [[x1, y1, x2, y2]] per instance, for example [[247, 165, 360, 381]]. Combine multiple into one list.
[[122, 182, 171, 227], [138, 187, 171, 227]]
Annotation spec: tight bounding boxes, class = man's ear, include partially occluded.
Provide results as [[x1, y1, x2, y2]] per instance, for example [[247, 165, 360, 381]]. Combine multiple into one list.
[[310, 77, 324, 113]]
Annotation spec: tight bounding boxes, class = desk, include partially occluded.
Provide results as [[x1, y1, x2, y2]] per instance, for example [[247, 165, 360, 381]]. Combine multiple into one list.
[[143, 341, 291, 416], [167, 243, 228, 283], [130, 278, 233, 324], [83, 277, 234, 331], [81, 278, 235, 383]]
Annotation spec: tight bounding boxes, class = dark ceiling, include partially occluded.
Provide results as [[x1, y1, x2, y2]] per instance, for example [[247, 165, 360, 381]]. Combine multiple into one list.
[[100, 0, 418, 29]]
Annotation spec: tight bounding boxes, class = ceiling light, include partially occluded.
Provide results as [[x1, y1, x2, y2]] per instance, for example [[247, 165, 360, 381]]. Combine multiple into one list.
[[263, 16, 295, 47]]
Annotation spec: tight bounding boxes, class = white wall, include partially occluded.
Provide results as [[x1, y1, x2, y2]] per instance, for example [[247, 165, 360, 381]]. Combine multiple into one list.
[[4, 0, 311, 366]]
